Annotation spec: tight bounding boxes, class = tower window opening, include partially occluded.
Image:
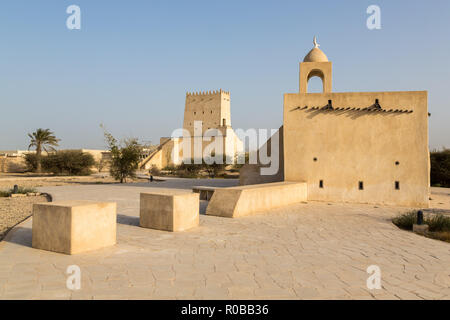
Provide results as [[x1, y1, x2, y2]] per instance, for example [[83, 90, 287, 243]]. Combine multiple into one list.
[[359, 181, 364, 190], [313, 157, 317, 162], [395, 161, 400, 166], [395, 181, 400, 190], [319, 180, 324, 188]]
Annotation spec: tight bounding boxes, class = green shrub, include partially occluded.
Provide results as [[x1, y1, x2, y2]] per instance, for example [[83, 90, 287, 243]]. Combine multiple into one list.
[[0, 186, 37, 197], [0, 190, 10, 197], [149, 165, 161, 176], [427, 214, 450, 232], [392, 211, 417, 230], [24, 153, 38, 172], [161, 165, 177, 175], [431, 148, 450, 188], [102, 127, 142, 183], [177, 161, 202, 176], [24, 150, 95, 175], [45, 150, 95, 175], [393, 211, 450, 232]]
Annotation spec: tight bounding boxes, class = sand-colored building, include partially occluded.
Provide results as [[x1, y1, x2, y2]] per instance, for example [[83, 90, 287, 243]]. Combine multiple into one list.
[[140, 90, 243, 170], [241, 38, 430, 207], [0, 149, 111, 173]]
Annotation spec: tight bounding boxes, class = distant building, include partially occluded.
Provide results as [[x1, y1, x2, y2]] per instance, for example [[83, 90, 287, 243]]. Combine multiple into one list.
[[140, 89, 243, 170]]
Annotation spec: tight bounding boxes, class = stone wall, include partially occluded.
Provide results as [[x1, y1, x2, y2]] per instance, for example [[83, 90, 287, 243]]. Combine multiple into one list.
[[0, 156, 27, 173], [283, 91, 429, 207]]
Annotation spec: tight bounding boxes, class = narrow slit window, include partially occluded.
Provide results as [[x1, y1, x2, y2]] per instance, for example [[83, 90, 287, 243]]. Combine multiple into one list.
[[319, 180, 324, 188], [359, 181, 364, 190], [395, 181, 400, 190]]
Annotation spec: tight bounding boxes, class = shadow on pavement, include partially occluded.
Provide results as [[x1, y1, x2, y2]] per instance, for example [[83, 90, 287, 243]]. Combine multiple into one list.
[[117, 214, 140, 226], [4, 226, 32, 248]]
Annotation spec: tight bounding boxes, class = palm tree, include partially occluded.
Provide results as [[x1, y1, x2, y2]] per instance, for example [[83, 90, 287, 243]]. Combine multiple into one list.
[[28, 128, 60, 173]]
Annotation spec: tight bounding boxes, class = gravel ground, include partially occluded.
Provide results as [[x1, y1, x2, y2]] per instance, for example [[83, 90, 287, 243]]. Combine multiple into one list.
[[0, 195, 49, 241]]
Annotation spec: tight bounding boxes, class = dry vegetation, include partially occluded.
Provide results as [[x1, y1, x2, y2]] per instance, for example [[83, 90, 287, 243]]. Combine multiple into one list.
[[393, 211, 450, 243]]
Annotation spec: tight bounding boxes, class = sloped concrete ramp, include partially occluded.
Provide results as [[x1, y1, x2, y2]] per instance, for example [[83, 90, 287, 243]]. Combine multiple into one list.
[[206, 182, 307, 218]]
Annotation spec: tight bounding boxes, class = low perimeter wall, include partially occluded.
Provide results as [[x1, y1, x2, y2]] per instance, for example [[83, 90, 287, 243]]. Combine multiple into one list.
[[206, 181, 307, 218]]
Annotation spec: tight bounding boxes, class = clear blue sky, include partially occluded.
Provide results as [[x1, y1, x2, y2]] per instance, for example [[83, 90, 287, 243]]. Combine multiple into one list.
[[0, 0, 449, 150]]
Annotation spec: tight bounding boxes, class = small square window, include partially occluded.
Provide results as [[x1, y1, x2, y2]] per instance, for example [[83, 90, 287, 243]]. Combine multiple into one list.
[[359, 181, 364, 190]]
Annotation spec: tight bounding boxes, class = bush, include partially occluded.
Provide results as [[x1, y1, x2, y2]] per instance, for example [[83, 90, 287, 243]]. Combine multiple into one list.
[[149, 165, 161, 176], [427, 214, 450, 232], [0, 186, 37, 197], [24, 150, 95, 175], [162, 165, 177, 175], [102, 127, 142, 183], [176, 161, 202, 177], [24, 153, 38, 172], [392, 211, 450, 232], [45, 150, 95, 175], [430, 149, 450, 187], [392, 211, 417, 230]]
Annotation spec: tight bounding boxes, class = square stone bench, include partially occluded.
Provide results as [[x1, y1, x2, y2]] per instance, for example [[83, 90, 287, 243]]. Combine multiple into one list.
[[32, 200, 117, 255], [140, 190, 199, 232]]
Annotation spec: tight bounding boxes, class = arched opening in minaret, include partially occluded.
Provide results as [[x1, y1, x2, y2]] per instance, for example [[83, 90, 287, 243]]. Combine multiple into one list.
[[307, 69, 325, 93]]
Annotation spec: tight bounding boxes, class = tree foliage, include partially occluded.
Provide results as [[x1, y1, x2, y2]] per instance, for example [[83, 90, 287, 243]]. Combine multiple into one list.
[[102, 126, 142, 183], [27, 128, 60, 173], [431, 148, 450, 187], [24, 150, 95, 175]]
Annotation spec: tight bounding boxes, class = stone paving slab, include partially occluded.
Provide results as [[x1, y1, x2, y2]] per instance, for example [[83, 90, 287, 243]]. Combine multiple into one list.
[[0, 181, 449, 300]]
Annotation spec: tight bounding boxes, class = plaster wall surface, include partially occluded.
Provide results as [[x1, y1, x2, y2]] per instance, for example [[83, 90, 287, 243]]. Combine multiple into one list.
[[183, 90, 231, 136], [283, 91, 429, 207]]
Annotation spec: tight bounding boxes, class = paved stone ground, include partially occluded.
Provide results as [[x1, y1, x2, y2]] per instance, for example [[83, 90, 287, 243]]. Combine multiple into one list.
[[0, 179, 449, 300]]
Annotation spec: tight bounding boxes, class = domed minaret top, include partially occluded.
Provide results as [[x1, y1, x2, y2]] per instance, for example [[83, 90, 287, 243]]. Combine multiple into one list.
[[303, 36, 329, 62]]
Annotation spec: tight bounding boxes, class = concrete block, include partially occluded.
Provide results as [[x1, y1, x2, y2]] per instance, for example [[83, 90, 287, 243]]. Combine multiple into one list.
[[413, 224, 429, 235], [206, 181, 307, 218], [32, 200, 117, 255], [140, 190, 199, 232]]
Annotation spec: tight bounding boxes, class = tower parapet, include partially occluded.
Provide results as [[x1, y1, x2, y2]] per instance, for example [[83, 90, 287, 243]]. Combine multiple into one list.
[[183, 89, 232, 135], [186, 89, 230, 98]]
